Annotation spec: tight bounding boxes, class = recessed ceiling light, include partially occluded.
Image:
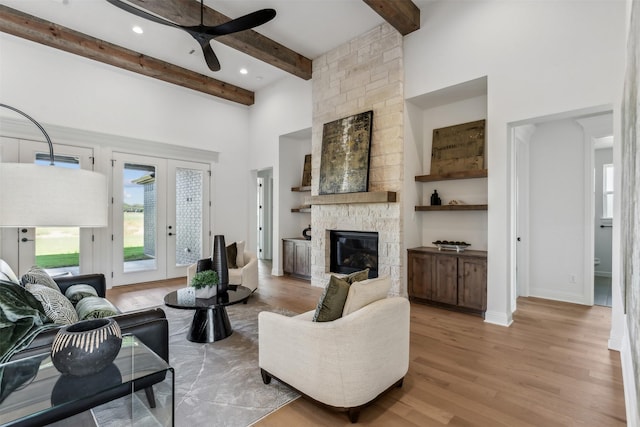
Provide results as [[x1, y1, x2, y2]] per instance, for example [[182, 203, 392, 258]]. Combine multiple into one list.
[[132, 26, 144, 34], [239, 68, 248, 75]]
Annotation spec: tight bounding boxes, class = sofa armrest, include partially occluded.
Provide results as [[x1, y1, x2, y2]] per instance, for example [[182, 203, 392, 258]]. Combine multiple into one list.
[[10, 307, 169, 363], [259, 297, 410, 408], [54, 274, 106, 298]]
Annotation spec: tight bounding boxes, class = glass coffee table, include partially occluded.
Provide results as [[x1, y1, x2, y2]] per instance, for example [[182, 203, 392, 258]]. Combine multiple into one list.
[[0, 335, 174, 427], [164, 285, 252, 343]]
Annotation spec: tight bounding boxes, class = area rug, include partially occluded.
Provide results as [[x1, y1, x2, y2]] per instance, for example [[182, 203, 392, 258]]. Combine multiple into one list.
[[92, 299, 299, 427]]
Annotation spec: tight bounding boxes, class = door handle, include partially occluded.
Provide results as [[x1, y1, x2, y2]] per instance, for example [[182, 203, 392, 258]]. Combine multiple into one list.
[[168, 233, 175, 236], [21, 238, 35, 242]]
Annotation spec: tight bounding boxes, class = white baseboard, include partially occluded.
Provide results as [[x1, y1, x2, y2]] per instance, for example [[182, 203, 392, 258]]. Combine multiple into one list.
[[484, 310, 513, 327], [622, 322, 639, 426], [529, 288, 588, 305]]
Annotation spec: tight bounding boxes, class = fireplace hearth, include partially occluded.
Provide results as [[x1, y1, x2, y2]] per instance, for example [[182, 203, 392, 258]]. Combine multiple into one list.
[[330, 230, 378, 278]]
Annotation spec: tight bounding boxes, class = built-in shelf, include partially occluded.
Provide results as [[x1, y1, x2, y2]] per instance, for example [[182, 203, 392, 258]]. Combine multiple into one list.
[[415, 204, 488, 212], [291, 186, 311, 192], [291, 207, 311, 213], [415, 169, 487, 182], [311, 191, 397, 205]]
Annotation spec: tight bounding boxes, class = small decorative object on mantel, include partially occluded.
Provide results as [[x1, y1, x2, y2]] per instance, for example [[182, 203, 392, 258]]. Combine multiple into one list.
[[430, 190, 442, 206], [431, 119, 485, 175], [319, 110, 373, 195], [212, 235, 230, 294], [303, 225, 311, 240], [432, 240, 471, 253], [190, 269, 219, 299], [51, 318, 122, 377], [448, 199, 464, 205]]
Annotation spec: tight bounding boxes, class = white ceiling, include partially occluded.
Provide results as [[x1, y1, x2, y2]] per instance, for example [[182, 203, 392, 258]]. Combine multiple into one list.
[[1, 0, 431, 92]]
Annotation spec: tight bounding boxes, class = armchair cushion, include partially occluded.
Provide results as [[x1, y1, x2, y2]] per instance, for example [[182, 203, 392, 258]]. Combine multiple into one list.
[[226, 242, 238, 269], [235, 241, 246, 267], [312, 275, 350, 322], [342, 275, 391, 317]]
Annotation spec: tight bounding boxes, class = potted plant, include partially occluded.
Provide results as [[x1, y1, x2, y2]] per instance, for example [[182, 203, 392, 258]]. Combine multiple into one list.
[[190, 270, 219, 299]]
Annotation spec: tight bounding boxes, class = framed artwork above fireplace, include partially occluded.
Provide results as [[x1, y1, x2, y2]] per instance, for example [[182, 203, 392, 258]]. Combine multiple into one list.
[[319, 110, 373, 195]]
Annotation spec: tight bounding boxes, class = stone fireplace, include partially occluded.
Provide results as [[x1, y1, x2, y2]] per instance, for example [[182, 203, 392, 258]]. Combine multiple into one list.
[[310, 23, 405, 295]]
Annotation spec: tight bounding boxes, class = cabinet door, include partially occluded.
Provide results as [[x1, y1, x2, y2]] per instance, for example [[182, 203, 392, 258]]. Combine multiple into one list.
[[408, 252, 434, 300], [458, 257, 487, 311], [294, 242, 311, 277], [432, 255, 458, 305], [283, 240, 294, 274]]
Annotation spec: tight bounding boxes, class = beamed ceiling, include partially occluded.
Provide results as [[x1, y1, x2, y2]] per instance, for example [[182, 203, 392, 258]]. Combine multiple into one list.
[[0, 0, 420, 106]]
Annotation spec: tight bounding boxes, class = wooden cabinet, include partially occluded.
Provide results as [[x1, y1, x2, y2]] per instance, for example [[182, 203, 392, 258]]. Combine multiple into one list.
[[408, 247, 487, 316], [283, 238, 311, 280]]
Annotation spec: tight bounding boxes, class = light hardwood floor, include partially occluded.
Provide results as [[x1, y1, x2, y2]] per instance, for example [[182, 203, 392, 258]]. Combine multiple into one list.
[[107, 261, 626, 426]]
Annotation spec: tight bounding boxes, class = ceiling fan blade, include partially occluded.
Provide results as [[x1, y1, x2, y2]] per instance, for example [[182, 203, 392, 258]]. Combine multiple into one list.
[[106, 0, 181, 29], [200, 9, 276, 36], [201, 41, 221, 72]]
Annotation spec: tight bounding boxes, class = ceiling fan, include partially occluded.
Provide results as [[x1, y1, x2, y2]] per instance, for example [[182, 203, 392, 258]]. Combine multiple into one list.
[[106, 0, 276, 72]]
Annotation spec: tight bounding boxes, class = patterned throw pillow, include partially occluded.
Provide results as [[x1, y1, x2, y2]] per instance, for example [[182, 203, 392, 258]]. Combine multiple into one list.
[[25, 283, 78, 325], [64, 284, 99, 305], [75, 296, 119, 320], [21, 266, 61, 293], [312, 275, 351, 322]]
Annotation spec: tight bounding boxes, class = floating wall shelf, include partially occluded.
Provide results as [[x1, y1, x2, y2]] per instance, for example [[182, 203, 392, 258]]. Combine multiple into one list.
[[415, 204, 488, 212], [415, 169, 488, 182]]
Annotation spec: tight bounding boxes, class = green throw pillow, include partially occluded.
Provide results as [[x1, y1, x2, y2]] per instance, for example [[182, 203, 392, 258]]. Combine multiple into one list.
[[64, 284, 99, 305], [226, 242, 238, 269], [312, 275, 351, 322], [21, 266, 61, 293], [343, 269, 369, 284], [76, 297, 119, 320]]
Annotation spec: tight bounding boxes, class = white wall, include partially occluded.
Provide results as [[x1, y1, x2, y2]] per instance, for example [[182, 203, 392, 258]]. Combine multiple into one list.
[[528, 119, 587, 303], [249, 76, 312, 275], [0, 33, 251, 248], [404, 0, 627, 325], [594, 148, 614, 276]]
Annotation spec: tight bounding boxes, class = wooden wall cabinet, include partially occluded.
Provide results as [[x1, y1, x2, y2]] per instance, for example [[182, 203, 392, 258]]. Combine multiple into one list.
[[408, 247, 487, 316], [283, 238, 311, 280]]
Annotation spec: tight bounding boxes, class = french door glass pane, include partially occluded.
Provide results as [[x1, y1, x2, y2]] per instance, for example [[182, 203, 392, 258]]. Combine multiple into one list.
[[35, 154, 80, 275], [123, 163, 157, 273], [175, 167, 203, 266]]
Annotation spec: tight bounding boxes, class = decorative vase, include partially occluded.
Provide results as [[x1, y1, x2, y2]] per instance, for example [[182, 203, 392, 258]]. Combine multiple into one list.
[[212, 235, 229, 293], [51, 318, 122, 377], [303, 225, 311, 240], [195, 285, 217, 299]]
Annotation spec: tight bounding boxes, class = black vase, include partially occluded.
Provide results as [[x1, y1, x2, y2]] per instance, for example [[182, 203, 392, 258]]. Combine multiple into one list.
[[212, 235, 229, 293], [51, 318, 122, 377]]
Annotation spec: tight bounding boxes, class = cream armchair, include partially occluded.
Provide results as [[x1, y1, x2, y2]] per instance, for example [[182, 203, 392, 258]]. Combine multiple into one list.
[[186, 251, 258, 292], [258, 295, 410, 422]]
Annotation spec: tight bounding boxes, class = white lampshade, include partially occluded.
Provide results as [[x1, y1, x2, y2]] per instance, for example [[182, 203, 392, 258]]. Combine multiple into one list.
[[0, 163, 108, 227]]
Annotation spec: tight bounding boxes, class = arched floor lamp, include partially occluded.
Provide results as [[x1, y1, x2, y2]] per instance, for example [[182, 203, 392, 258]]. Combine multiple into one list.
[[0, 104, 108, 228]]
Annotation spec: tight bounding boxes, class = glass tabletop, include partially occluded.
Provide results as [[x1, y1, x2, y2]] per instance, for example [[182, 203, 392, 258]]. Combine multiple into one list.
[[0, 335, 173, 427], [164, 284, 251, 309]]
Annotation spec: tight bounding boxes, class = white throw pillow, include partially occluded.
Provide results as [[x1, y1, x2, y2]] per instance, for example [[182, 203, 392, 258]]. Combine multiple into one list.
[[341, 275, 391, 317], [236, 241, 246, 267], [26, 283, 78, 325]]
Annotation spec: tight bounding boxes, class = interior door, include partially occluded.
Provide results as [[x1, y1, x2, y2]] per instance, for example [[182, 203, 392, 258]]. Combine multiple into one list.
[[112, 153, 211, 285], [17, 141, 97, 276]]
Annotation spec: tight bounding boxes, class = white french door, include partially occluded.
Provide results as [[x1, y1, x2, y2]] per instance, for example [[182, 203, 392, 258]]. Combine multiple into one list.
[[16, 141, 97, 276], [111, 153, 210, 285]]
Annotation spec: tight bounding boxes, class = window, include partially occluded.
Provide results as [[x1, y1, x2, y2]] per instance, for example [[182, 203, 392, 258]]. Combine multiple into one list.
[[603, 163, 614, 219]]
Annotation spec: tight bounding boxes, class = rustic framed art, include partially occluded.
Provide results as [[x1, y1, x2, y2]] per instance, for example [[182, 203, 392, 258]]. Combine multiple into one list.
[[319, 110, 373, 195]]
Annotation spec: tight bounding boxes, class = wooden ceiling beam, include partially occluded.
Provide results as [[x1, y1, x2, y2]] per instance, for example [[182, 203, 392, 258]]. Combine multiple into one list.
[[362, 0, 420, 36], [0, 5, 254, 105], [124, 0, 312, 80]]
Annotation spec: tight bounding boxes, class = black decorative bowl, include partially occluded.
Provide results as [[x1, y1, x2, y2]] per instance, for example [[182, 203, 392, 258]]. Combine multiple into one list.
[[51, 318, 122, 377]]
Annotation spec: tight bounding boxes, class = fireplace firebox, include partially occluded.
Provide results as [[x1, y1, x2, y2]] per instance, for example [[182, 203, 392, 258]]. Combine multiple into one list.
[[330, 230, 378, 279]]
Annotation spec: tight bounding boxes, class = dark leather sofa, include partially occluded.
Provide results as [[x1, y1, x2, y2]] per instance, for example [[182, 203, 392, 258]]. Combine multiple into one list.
[[8, 273, 170, 426]]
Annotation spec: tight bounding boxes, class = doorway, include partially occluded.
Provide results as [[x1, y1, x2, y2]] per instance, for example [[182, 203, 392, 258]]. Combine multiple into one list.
[[111, 152, 211, 285], [257, 168, 273, 260], [512, 109, 613, 307], [593, 138, 614, 306]]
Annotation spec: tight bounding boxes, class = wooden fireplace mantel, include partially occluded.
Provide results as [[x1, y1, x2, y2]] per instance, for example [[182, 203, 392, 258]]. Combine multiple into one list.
[[311, 191, 397, 205]]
